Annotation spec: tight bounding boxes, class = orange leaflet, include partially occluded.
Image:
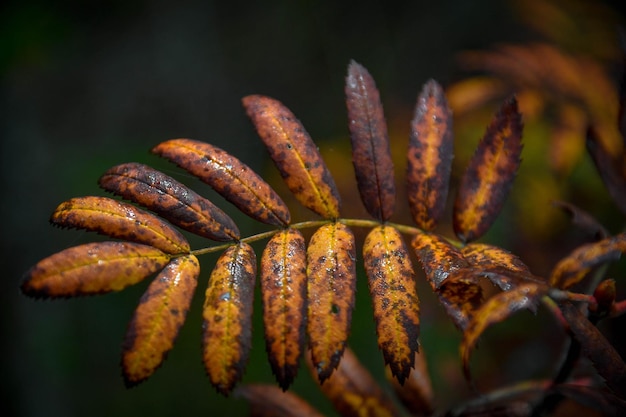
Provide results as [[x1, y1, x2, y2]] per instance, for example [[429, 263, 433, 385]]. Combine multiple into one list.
[[406, 79, 454, 230], [202, 243, 256, 395], [453, 97, 523, 242], [153, 138, 290, 226], [412, 233, 484, 330], [437, 273, 484, 331], [122, 255, 200, 387], [242, 95, 341, 219], [345, 60, 396, 222], [387, 350, 434, 416], [51, 196, 189, 254], [363, 226, 419, 384], [21, 242, 170, 298], [99, 162, 240, 241], [234, 384, 325, 417], [308, 347, 400, 417], [460, 282, 547, 381], [462, 243, 530, 274], [260, 229, 307, 390], [550, 232, 626, 289], [461, 243, 539, 292], [307, 222, 356, 383], [411, 232, 470, 289]]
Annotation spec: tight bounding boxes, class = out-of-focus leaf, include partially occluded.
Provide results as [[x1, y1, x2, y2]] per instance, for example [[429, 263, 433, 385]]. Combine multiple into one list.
[[552, 200, 609, 240], [406, 79, 454, 230], [202, 243, 256, 395], [586, 126, 626, 217], [458, 43, 622, 158], [449, 400, 532, 417], [555, 383, 626, 417], [387, 350, 435, 416], [235, 384, 325, 417], [242, 95, 341, 219], [260, 228, 307, 390], [21, 242, 169, 298], [363, 225, 419, 384], [51, 196, 189, 254], [307, 222, 356, 383], [345, 60, 395, 221], [153, 138, 290, 226], [453, 97, 523, 243], [560, 302, 626, 397], [549, 104, 587, 177], [617, 26, 626, 141], [550, 232, 626, 289], [446, 77, 506, 114], [460, 282, 547, 381], [99, 162, 239, 241], [308, 347, 400, 417], [412, 232, 470, 289], [122, 255, 199, 387]]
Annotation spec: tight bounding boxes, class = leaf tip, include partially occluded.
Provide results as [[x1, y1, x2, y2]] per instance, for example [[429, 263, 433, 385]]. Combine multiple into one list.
[[20, 273, 45, 299], [122, 373, 145, 389]]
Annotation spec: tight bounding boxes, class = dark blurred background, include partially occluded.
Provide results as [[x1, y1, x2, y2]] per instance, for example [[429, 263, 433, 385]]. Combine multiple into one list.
[[3, 0, 625, 416]]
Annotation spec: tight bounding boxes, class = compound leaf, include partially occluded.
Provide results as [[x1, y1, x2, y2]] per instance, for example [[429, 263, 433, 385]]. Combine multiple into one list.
[[453, 97, 523, 242], [363, 225, 419, 384], [307, 222, 356, 383], [122, 255, 200, 387], [309, 347, 400, 417], [260, 228, 307, 390], [345, 60, 396, 221], [153, 138, 290, 226], [242, 95, 341, 219], [21, 242, 170, 298], [202, 243, 256, 395], [51, 196, 189, 254], [550, 232, 626, 289], [460, 282, 547, 381], [407, 79, 454, 230], [99, 162, 239, 241], [235, 384, 325, 417]]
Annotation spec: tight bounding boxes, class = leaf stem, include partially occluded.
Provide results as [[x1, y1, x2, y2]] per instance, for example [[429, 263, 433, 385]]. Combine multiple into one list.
[[547, 289, 595, 304], [191, 218, 430, 257]]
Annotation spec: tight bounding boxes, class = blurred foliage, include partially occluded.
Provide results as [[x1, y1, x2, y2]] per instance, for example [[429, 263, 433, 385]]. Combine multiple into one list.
[[446, 0, 625, 268]]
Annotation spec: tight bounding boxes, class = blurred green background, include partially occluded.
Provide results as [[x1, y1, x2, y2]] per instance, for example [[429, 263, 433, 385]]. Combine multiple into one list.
[[3, 0, 625, 416]]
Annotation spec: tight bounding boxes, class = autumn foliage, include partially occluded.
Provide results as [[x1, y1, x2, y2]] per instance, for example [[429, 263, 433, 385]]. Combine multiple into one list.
[[21, 57, 626, 416]]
